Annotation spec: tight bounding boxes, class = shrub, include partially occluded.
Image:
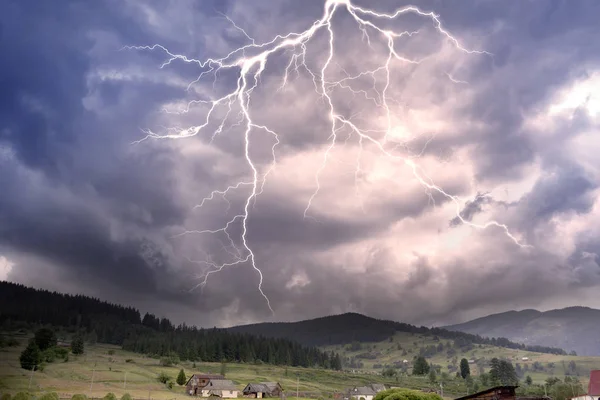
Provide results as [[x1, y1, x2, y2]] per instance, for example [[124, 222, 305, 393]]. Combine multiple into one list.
[[125, 359, 134, 363], [121, 394, 132, 400], [157, 372, 170, 384], [13, 393, 32, 400], [39, 393, 59, 400], [103, 393, 117, 400], [107, 350, 115, 356], [1, 393, 12, 400], [167, 381, 174, 389], [374, 389, 442, 400], [71, 395, 88, 400], [19, 340, 41, 370]]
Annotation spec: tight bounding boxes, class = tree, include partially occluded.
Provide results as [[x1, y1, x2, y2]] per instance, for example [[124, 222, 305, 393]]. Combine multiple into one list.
[[382, 368, 397, 377], [34, 328, 57, 351], [489, 358, 517, 386], [525, 376, 533, 386], [176, 369, 186, 386], [71, 334, 84, 355], [19, 340, 41, 370], [429, 369, 437, 383], [460, 358, 470, 379], [413, 356, 430, 375]]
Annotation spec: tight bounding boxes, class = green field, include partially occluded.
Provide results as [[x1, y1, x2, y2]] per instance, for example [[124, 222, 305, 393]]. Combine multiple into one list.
[[3, 331, 600, 400], [322, 331, 600, 387], [0, 336, 463, 400]]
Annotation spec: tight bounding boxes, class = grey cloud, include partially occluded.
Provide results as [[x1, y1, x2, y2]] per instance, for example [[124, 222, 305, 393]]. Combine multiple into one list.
[[3, 0, 600, 329]]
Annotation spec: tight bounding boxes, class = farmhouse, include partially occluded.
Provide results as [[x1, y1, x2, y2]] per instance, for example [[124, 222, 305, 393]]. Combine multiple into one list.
[[347, 384, 386, 400], [201, 379, 239, 398], [242, 382, 283, 398], [186, 373, 226, 396]]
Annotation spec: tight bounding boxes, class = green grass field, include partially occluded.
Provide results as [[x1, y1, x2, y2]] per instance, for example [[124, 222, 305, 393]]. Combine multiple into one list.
[[322, 331, 600, 387], [3, 331, 600, 400], [0, 337, 459, 400]]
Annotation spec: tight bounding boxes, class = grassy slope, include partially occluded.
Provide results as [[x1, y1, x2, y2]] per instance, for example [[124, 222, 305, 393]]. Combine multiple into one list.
[[322, 331, 600, 386], [0, 336, 460, 399]]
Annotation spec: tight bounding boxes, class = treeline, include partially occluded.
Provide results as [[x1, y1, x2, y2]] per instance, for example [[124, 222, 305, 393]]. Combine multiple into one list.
[[228, 312, 568, 355], [0, 282, 341, 370]]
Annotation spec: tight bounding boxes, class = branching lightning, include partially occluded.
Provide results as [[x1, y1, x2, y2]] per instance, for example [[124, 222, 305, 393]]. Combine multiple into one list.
[[125, 0, 530, 316]]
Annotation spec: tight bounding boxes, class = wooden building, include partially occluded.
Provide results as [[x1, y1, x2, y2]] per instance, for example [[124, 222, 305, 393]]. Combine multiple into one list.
[[186, 373, 226, 396], [455, 386, 518, 400], [242, 382, 283, 398]]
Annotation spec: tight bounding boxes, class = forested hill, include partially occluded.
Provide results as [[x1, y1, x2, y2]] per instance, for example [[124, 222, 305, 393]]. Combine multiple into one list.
[[0, 281, 342, 369], [227, 312, 568, 355]]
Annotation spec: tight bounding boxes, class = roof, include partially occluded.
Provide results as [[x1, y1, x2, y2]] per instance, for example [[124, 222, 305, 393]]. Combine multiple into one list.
[[185, 373, 226, 386], [371, 384, 386, 393], [261, 382, 283, 391], [244, 384, 270, 393], [454, 386, 518, 400], [590, 370, 600, 395], [350, 386, 377, 396], [205, 380, 238, 391]]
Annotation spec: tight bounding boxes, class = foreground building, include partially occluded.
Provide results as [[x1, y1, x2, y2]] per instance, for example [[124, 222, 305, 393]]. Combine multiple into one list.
[[186, 373, 227, 396], [570, 370, 600, 400], [242, 382, 284, 398], [455, 386, 518, 400]]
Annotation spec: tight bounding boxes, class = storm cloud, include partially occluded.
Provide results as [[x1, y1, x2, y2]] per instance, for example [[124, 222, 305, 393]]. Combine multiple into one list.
[[2, 0, 600, 328]]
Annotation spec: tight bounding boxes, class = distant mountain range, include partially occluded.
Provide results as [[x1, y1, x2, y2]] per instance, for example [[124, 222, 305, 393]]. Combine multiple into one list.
[[444, 306, 600, 356], [227, 312, 567, 355]]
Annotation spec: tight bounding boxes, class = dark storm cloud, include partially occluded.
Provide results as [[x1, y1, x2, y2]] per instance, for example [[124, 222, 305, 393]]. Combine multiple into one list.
[[2, 0, 600, 328]]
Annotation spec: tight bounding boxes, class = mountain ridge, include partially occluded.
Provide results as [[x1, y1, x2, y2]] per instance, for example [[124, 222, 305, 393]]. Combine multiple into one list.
[[227, 311, 567, 355], [444, 306, 600, 356]]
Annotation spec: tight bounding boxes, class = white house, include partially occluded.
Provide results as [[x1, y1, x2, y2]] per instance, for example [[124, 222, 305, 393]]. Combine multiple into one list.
[[201, 379, 239, 398]]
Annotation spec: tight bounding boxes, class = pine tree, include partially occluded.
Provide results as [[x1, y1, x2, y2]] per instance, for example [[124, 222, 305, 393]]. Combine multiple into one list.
[[71, 334, 85, 355], [20, 340, 41, 370], [460, 358, 471, 379], [34, 328, 57, 351], [176, 369, 186, 386], [428, 369, 437, 383], [412, 356, 430, 375]]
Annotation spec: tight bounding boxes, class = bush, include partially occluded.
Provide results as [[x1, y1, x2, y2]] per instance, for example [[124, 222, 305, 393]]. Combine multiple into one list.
[[121, 394, 132, 400], [19, 340, 41, 370], [39, 393, 59, 400], [1, 393, 12, 400], [13, 393, 33, 400], [103, 393, 117, 400], [125, 359, 134, 363], [374, 389, 442, 400], [107, 350, 115, 356], [54, 347, 69, 359], [167, 381, 174, 389], [71, 395, 88, 400], [157, 372, 170, 384]]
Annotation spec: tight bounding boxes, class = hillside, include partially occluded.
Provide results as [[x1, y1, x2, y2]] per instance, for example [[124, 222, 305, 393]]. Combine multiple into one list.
[[0, 336, 466, 398], [445, 307, 600, 356], [320, 330, 600, 387], [0, 281, 340, 370], [227, 313, 566, 355]]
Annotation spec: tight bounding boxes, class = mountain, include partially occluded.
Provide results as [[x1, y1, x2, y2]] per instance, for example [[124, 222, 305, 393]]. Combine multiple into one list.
[[0, 281, 340, 369], [227, 312, 567, 354], [444, 306, 600, 356]]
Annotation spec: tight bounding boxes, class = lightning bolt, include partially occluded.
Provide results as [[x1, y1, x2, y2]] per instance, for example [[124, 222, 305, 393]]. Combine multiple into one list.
[[125, 0, 530, 316]]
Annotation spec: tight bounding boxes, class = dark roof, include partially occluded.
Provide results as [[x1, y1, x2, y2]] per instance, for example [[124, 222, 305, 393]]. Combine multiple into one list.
[[455, 386, 518, 400], [185, 373, 226, 386], [244, 384, 270, 393], [261, 382, 283, 392]]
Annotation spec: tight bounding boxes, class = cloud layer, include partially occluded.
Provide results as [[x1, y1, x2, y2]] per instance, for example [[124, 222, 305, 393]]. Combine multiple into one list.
[[2, 0, 600, 327]]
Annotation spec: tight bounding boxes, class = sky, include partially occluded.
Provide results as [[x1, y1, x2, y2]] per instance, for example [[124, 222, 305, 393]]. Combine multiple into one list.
[[2, 0, 600, 328]]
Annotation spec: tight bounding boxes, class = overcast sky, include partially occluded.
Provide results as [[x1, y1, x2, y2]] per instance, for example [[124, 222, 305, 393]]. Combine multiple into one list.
[[2, 0, 600, 328]]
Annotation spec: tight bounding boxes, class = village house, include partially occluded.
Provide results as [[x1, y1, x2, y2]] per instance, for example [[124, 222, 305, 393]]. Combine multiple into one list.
[[186, 373, 226, 396], [201, 379, 240, 398], [242, 382, 284, 398], [347, 384, 387, 400]]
